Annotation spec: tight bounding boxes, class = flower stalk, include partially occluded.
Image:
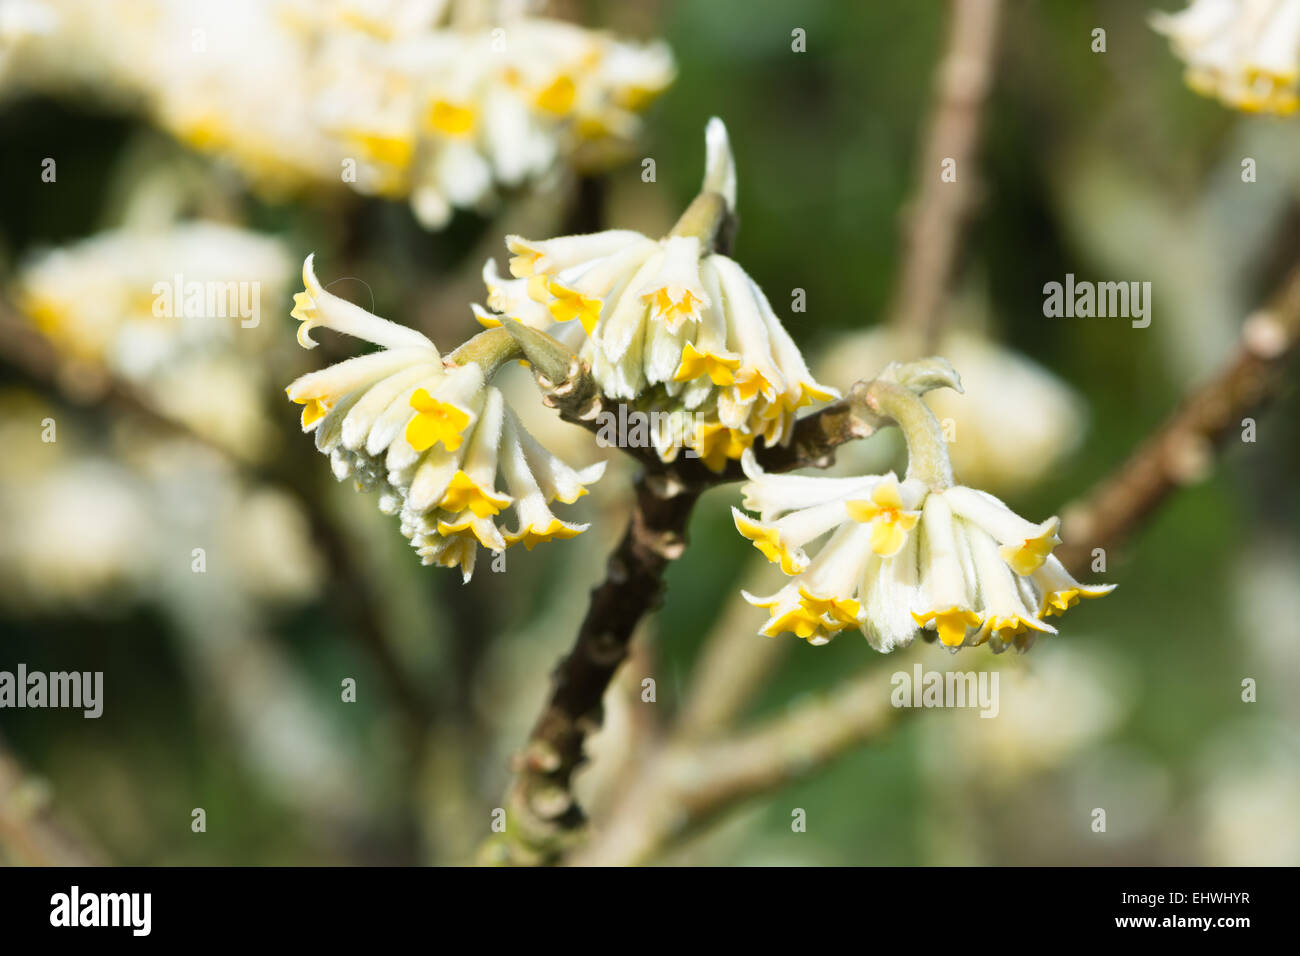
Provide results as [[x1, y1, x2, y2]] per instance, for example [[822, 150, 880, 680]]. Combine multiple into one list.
[[863, 379, 954, 491]]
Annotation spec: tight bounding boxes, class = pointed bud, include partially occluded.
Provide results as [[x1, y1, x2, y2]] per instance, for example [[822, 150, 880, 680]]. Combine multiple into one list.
[[667, 118, 738, 253], [879, 356, 964, 396], [703, 117, 737, 212]]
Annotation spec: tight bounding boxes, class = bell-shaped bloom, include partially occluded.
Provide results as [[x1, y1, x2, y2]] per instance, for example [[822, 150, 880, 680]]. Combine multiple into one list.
[[734, 453, 1113, 652], [475, 119, 838, 467], [286, 255, 604, 580], [1153, 0, 1300, 114]]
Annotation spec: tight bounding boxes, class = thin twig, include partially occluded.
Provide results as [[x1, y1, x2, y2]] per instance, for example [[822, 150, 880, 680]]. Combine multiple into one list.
[[1056, 265, 1300, 572], [570, 659, 913, 866], [0, 736, 106, 866], [890, 0, 1003, 352]]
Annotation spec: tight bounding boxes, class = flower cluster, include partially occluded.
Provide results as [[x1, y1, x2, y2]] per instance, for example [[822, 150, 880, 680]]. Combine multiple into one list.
[[285, 255, 604, 579], [475, 119, 838, 469], [732, 362, 1114, 654], [735, 452, 1113, 652], [312, 6, 674, 226], [13, 221, 292, 455], [4, 0, 673, 223], [1153, 0, 1300, 114]]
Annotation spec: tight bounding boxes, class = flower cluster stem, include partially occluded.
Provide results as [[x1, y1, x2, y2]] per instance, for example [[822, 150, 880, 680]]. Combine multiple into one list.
[[445, 327, 521, 376], [863, 379, 954, 491]]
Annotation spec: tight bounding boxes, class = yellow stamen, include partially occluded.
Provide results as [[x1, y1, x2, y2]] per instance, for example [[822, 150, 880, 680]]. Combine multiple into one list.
[[649, 287, 704, 329]]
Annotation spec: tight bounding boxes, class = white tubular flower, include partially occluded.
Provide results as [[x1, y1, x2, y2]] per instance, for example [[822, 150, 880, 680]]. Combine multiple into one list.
[[733, 368, 1113, 653], [482, 118, 838, 469], [1153, 0, 1300, 114], [285, 254, 604, 580]]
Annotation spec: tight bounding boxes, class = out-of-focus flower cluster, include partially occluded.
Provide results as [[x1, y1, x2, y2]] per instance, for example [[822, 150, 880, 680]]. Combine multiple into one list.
[[0, 390, 321, 611], [2, 0, 673, 226], [12, 221, 293, 456], [1153, 0, 1300, 115]]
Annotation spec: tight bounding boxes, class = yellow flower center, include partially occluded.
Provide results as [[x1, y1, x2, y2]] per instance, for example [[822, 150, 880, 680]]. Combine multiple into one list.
[[733, 513, 806, 575], [545, 280, 602, 334], [732, 367, 775, 403], [534, 74, 576, 115], [999, 518, 1060, 576], [504, 519, 585, 550], [405, 389, 470, 452], [691, 422, 755, 473], [648, 287, 704, 329], [845, 482, 919, 556], [912, 607, 982, 648], [428, 100, 476, 137], [673, 342, 739, 386], [345, 130, 415, 168], [439, 470, 510, 518], [295, 396, 331, 428], [798, 588, 860, 626]]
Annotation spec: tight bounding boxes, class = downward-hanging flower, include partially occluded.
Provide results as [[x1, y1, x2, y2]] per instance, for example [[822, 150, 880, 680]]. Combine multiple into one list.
[[285, 254, 604, 580], [1152, 0, 1300, 114], [733, 365, 1114, 652], [476, 118, 838, 468]]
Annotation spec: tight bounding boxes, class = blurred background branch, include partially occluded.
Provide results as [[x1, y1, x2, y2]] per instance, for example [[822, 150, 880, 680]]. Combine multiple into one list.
[[890, 0, 1004, 353], [1057, 267, 1300, 571], [0, 736, 105, 866]]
